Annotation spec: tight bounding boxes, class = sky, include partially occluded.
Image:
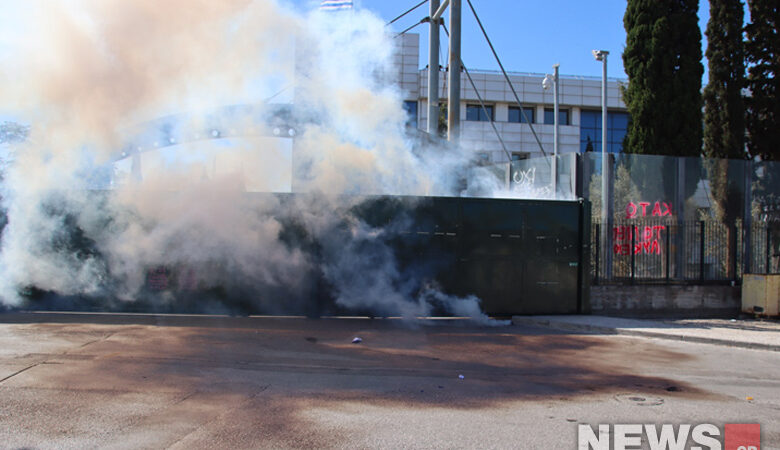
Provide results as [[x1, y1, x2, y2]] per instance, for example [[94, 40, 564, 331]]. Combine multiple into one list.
[[290, 0, 740, 81], [0, 0, 747, 119]]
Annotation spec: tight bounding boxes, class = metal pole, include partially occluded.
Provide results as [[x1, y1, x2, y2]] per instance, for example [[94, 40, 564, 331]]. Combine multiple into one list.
[[665, 225, 671, 282], [630, 224, 635, 283], [675, 158, 685, 279], [594, 50, 610, 281], [731, 223, 738, 281], [427, 0, 440, 135], [601, 53, 608, 224], [743, 160, 753, 275], [595, 223, 600, 284], [700, 221, 706, 281], [447, 0, 461, 142], [766, 225, 771, 274], [432, 0, 449, 20], [552, 63, 559, 198]]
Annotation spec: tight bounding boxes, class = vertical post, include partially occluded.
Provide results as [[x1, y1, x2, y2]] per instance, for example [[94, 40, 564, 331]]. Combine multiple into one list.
[[675, 158, 686, 279], [594, 223, 600, 284], [665, 224, 671, 282], [700, 221, 706, 281], [578, 198, 592, 314], [593, 50, 611, 281], [552, 63, 560, 198], [600, 53, 608, 220], [743, 160, 753, 275], [605, 153, 614, 279], [630, 224, 635, 283], [447, 0, 461, 143], [766, 225, 771, 274], [731, 223, 738, 281], [427, 0, 440, 135], [569, 152, 578, 197]]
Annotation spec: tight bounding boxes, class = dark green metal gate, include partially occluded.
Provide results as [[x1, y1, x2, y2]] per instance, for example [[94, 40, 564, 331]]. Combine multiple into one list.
[[352, 195, 591, 316]]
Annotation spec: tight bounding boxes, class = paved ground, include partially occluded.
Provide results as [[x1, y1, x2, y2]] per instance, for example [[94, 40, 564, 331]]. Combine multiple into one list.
[[511, 315, 780, 351], [0, 312, 779, 449]]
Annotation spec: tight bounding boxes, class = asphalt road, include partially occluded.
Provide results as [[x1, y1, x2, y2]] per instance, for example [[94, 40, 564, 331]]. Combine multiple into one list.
[[0, 312, 778, 449]]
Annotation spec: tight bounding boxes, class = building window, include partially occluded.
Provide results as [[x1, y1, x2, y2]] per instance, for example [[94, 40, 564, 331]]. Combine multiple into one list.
[[466, 104, 494, 122], [579, 110, 629, 153], [403, 101, 418, 128], [544, 108, 569, 125], [508, 106, 535, 124], [511, 152, 530, 161]]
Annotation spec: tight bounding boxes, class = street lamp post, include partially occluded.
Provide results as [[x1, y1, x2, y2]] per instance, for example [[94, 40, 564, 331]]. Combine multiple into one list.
[[593, 49, 609, 279], [427, 0, 441, 135], [542, 64, 560, 198]]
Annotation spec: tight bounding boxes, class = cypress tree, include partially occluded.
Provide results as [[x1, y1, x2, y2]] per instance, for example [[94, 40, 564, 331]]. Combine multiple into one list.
[[622, 0, 704, 157], [703, 0, 746, 159], [702, 0, 746, 279], [745, 1, 780, 161]]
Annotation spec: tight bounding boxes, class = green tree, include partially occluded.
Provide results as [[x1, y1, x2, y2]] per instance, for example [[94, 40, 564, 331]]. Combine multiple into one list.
[[622, 0, 704, 157], [703, 0, 746, 160], [702, 0, 746, 279], [745, 1, 780, 161]]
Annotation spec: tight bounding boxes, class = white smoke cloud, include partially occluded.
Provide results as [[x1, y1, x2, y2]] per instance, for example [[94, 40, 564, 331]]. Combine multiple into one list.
[[0, 0, 509, 324]]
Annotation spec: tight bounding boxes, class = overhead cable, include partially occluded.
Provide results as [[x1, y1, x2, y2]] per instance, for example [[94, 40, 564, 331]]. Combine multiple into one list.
[[441, 23, 511, 163], [465, 0, 548, 159], [395, 19, 426, 38], [387, 0, 429, 26]]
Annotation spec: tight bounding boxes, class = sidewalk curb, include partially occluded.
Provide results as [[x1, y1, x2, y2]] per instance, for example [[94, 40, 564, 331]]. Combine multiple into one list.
[[511, 316, 780, 352]]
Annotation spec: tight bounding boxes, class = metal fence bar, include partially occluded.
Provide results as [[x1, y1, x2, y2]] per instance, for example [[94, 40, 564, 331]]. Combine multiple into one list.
[[665, 224, 671, 282], [630, 224, 635, 284], [767, 225, 771, 275], [594, 223, 600, 284], [590, 219, 778, 284], [747, 224, 752, 273], [731, 223, 737, 281], [700, 221, 705, 281]]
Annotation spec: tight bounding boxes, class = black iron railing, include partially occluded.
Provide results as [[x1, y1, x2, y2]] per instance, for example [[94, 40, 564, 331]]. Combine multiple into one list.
[[592, 219, 778, 284]]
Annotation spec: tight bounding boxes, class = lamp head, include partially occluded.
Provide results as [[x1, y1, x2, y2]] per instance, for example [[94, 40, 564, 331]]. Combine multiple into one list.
[[542, 74, 554, 90], [592, 49, 609, 61]]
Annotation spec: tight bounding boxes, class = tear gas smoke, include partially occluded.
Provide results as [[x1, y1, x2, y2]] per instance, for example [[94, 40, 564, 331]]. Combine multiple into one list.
[[0, 0, 510, 324]]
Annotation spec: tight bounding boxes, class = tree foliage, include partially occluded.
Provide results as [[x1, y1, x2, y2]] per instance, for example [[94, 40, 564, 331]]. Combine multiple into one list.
[[622, 0, 704, 157], [702, 0, 745, 270], [745, 1, 780, 161], [703, 0, 746, 160]]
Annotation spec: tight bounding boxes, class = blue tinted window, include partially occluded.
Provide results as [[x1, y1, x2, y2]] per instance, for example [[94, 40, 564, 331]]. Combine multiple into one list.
[[544, 108, 569, 125], [611, 112, 629, 130], [580, 110, 597, 128], [579, 109, 629, 153], [466, 104, 493, 121], [403, 101, 418, 128], [580, 129, 598, 152], [508, 106, 535, 123]]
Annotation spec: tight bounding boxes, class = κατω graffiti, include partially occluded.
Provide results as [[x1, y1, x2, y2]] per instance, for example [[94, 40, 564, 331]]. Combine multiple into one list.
[[625, 201, 673, 219]]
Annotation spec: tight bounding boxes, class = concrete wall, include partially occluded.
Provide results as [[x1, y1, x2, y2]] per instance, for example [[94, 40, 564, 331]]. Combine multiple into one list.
[[590, 285, 741, 318]]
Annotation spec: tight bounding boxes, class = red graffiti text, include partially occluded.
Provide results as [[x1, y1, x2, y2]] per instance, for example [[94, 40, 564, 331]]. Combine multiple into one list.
[[613, 225, 666, 255], [625, 201, 673, 219]]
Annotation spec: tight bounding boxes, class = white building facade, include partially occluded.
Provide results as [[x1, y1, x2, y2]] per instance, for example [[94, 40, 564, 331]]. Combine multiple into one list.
[[393, 34, 629, 163]]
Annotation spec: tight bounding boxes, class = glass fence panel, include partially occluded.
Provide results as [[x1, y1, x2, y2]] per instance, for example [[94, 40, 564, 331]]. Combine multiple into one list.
[[510, 156, 554, 198]]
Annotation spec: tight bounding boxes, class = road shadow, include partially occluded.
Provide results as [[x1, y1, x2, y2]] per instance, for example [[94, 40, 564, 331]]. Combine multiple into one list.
[[0, 312, 717, 447]]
